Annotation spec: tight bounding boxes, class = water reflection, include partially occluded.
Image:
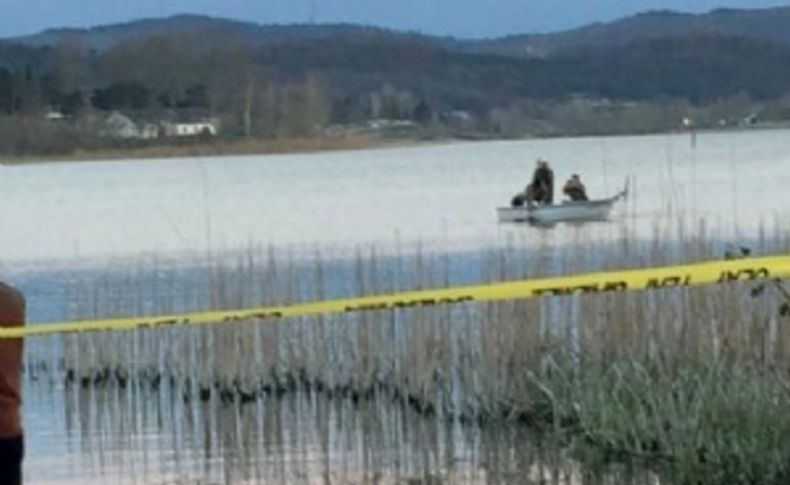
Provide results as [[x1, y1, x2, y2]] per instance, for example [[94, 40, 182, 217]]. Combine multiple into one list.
[[18, 231, 789, 484], [25, 380, 661, 484]]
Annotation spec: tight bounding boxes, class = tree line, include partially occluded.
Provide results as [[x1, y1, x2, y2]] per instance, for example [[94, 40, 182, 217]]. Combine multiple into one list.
[[1, 29, 790, 152]]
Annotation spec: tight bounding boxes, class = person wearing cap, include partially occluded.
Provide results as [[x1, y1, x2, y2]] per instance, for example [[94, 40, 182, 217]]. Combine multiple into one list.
[[0, 283, 25, 485], [563, 174, 588, 201]]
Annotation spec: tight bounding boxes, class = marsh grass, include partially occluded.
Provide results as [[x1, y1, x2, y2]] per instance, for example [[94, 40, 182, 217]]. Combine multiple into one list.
[[5, 133, 396, 164], [23, 220, 790, 484]]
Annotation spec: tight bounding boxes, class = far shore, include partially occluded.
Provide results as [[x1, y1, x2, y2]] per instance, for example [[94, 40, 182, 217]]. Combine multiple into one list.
[[2, 123, 787, 166], [0, 134, 423, 165]]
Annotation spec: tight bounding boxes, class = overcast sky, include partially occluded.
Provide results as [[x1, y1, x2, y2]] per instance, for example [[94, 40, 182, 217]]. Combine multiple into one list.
[[2, 0, 787, 39]]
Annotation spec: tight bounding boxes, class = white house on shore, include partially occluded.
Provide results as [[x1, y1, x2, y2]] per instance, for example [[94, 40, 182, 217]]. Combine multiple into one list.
[[140, 123, 160, 139], [97, 112, 220, 140], [161, 121, 219, 137], [101, 112, 141, 139]]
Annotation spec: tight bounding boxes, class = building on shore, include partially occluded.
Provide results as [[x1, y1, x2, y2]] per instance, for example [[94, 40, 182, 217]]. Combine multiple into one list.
[[160, 120, 219, 137]]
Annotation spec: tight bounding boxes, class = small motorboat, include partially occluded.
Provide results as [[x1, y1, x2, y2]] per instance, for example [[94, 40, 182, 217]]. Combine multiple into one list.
[[497, 184, 628, 225]]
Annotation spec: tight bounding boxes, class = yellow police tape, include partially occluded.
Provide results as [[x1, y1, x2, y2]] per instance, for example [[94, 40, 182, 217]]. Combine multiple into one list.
[[1, 255, 789, 339]]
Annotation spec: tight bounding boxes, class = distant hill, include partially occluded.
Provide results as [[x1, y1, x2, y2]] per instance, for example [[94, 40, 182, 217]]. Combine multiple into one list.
[[10, 6, 790, 59], [551, 34, 790, 102], [0, 41, 49, 70], [3, 7, 790, 142], [10, 14, 434, 52], [2, 12, 790, 108], [468, 7, 790, 57]]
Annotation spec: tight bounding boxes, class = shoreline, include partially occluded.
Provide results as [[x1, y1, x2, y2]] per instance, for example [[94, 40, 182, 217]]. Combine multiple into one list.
[[0, 134, 427, 165], [2, 123, 788, 165]]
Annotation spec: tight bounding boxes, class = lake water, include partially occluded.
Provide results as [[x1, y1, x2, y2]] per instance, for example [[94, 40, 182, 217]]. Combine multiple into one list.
[[3, 129, 789, 484], [2, 129, 788, 267]]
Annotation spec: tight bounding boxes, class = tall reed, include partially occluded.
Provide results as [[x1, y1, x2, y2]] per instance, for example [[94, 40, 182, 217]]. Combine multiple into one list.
[[24, 219, 790, 483]]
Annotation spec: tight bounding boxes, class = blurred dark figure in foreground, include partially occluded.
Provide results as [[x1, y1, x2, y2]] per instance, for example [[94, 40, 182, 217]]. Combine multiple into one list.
[[0, 283, 25, 485]]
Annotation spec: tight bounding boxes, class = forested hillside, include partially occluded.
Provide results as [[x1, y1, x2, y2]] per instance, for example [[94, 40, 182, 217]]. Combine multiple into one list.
[[2, 8, 790, 156]]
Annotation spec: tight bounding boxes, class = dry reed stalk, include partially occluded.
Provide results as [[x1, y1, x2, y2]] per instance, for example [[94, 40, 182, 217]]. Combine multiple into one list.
[[44, 223, 789, 438]]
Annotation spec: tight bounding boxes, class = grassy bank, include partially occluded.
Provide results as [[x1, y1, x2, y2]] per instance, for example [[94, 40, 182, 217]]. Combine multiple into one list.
[[6, 120, 790, 168], [3, 122, 789, 166], [0, 133, 415, 164], [520, 358, 790, 484]]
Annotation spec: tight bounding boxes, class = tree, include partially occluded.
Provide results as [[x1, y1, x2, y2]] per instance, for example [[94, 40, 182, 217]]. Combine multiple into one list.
[[178, 84, 210, 109], [92, 81, 151, 111], [11, 65, 42, 114], [39, 72, 64, 108], [60, 90, 86, 116], [413, 100, 433, 124], [0, 68, 13, 114]]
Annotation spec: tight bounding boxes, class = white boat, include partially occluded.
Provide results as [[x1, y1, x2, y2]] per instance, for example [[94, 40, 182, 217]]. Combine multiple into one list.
[[497, 186, 628, 225]]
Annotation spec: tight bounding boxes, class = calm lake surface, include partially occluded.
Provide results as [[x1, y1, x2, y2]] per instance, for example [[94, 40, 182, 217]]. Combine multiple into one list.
[[2, 129, 788, 265], [3, 129, 789, 484]]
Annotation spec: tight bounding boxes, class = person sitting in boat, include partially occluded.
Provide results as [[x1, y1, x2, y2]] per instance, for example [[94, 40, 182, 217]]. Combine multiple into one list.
[[563, 174, 588, 201], [527, 160, 554, 206]]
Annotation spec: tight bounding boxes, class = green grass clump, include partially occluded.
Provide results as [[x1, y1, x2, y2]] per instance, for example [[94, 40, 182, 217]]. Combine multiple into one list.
[[523, 357, 790, 484]]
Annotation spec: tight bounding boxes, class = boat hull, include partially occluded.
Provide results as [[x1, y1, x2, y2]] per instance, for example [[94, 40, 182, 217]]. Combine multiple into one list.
[[497, 194, 623, 224]]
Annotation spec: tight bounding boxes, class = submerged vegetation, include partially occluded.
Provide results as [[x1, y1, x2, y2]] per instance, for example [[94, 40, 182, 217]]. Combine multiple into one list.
[[23, 220, 790, 484]]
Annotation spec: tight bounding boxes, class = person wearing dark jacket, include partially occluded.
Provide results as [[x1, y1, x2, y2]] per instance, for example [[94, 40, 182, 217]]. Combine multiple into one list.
[[0, 283, 25, 485], [563, 174, 589, 201], [529, 160, 554, 205]]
